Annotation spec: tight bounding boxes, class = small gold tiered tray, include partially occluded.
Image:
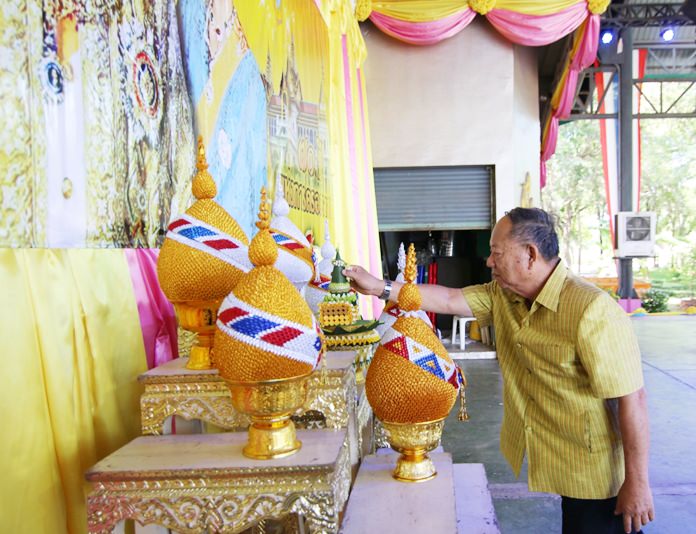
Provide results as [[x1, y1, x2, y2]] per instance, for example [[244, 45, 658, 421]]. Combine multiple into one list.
[[85, 429, 351, 534]]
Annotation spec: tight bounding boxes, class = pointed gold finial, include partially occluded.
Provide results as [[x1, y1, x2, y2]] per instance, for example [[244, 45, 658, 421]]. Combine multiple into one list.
[[404, 243, 417, 284], [192, 136, 217, 200], [249, 187, 277, 267], [196, 135, 209, 171], [256, 187, 271, 231], [398, 243, 421, 311]]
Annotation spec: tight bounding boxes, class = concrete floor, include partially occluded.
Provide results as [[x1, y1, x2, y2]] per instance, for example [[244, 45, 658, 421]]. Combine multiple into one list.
[[441, 316, 696, 533]]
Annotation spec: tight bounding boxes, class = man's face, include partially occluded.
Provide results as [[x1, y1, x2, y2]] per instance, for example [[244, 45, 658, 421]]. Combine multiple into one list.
[[486, 217, 529, 294]]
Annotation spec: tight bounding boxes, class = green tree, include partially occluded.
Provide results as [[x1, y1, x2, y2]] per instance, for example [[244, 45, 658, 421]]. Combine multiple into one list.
[[639, 103, 696, 272], [543, 81, 696, 289], [543, 120, 609, 273]]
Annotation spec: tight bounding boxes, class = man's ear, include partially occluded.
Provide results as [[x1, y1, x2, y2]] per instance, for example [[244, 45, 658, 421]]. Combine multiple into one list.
[[527, 244, 539, 268]]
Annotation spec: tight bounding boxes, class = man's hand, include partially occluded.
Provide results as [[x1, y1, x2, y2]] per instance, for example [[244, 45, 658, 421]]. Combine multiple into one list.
[[615, 477, 654, 533], [343, 265, 386, 297]]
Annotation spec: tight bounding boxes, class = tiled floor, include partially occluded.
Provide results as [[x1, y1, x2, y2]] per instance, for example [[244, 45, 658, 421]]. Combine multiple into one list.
[[441, 316, 696, 533]]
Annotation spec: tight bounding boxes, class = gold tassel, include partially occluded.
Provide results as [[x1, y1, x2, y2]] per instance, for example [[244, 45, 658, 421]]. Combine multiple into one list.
[[458, 383, 470, 422], [456, 366, 469, 421]]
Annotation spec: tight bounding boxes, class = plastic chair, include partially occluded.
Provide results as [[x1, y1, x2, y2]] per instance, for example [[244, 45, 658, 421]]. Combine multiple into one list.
[[451, 316, 476, 351]]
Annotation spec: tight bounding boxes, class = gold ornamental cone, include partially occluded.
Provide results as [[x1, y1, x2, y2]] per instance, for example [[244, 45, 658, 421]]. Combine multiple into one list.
[[157, 137, 251, 370], [366, 244, 467, 482], [214, 188, 324, 459]]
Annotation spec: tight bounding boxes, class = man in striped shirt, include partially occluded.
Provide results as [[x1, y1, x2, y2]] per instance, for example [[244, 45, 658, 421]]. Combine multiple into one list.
[[345, 207, 653, 534]]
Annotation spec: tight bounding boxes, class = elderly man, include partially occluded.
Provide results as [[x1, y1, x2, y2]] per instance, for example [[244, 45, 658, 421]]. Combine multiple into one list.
[[345, 207, 653, 534]]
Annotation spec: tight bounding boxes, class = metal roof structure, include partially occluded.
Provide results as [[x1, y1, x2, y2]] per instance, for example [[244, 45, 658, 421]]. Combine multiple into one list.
[[570, 1, 696, 120], [538, 1, 696, 298], [540, 2, 696, 124]]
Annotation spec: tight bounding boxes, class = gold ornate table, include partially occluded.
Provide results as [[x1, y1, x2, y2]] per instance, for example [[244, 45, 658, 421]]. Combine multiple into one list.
[[139, 352, 355, 431], [86, 429, 351, 534], [138, 351, 374, 462]]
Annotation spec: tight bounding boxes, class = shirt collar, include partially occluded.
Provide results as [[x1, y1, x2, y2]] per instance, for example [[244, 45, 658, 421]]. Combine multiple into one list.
[[533, 259, 567, 312]]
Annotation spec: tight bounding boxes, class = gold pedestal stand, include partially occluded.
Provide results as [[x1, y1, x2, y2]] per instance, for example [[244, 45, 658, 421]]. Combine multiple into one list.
[[173, 299, 221, 370], [226, 374, 310, 459], [381, 418, 445, 483]]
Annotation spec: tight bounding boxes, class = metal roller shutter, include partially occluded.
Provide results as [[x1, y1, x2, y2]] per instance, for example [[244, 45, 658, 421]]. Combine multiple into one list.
[[374, 166, 493, 231]]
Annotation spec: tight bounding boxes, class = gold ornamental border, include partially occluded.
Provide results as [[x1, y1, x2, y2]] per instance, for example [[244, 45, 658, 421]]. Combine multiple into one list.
[[139, 365, 357, 436], [87, 435, 352, 534]]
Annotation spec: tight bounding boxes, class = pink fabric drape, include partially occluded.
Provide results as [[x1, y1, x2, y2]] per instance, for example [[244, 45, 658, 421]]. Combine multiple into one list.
[[570, 14, 600, 70], [486, 2, 589, 46], [540, 160, 548, 189], [540, 117, 559, 188], [556, 14, 599, 116], [541, 118, 559, 162], [124, 248, 178, 369], [540, 14, 600, 187], [369, 9, 476, 46]]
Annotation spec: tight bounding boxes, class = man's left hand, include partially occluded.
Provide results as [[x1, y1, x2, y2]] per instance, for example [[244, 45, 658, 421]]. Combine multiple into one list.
[[615, 478, 654, 533]]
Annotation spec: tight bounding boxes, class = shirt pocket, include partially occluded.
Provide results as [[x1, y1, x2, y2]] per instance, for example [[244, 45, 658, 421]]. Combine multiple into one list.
[[528, 401, 591, 452], [563, 410, 592, 452], [534, 344, 583, 379]]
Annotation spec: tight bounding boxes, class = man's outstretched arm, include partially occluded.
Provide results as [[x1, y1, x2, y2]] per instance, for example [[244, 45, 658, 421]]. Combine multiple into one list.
[[343, 265, 473, 317]]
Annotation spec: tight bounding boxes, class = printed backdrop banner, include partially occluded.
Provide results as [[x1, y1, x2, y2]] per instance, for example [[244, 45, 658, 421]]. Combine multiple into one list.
[[235, 0, 331, 239], [0, 0, 338, 248]]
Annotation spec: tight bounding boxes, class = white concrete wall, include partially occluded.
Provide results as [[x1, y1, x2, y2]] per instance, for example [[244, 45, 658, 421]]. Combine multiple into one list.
[[513, 44, 541, 209], [362, 19, 540, 220]]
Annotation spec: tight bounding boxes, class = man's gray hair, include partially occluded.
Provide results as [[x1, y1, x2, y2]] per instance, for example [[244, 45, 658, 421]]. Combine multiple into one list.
[[506, 208, 560, 261]]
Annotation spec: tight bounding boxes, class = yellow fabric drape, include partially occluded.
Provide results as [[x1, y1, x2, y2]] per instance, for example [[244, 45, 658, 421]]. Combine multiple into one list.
[[0, 249, 147, 534], [324, 0, 380, 317], [495, 0, 585, 16], [370, 0, 586, 21], [371, 1, 468, 22]]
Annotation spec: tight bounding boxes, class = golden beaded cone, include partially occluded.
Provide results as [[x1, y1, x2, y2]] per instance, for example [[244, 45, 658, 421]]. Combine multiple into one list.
[[214, 188, 323, 382], [157, 136, 250, 302], [366, 244, 460, 424]]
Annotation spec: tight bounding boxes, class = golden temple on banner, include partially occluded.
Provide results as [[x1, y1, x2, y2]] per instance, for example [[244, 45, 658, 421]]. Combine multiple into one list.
[[0, 0, 633, 532]]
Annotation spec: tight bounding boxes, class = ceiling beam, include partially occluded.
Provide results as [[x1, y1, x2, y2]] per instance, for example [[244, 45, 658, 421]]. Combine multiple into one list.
[[602, 3, 695, 29]]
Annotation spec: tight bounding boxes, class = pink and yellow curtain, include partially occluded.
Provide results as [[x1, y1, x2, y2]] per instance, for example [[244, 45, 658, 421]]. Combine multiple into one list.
[[540, 14, 600, 186], [0, 249, 169, 533], [0, 248, 176, 533], [359, 0, 610, 187]]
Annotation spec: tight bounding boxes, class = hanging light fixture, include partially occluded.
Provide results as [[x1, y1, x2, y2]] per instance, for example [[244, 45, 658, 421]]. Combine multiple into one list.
[[659, 27, 675, 42], [600, 29, 615, 45]]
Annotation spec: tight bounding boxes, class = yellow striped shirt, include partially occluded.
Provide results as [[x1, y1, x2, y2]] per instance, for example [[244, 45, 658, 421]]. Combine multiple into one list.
[[462, 260, 643, 498]]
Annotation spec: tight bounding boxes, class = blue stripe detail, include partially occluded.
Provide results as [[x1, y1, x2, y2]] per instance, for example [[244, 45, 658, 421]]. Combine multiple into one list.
[[180, 226, 216, 239], [272, 234, 287, 244], [231, 316, 280, 337], [414, 354, 445, 380]]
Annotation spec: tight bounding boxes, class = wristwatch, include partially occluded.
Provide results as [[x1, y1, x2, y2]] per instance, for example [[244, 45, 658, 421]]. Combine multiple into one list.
[[379, 280, 392, 300]]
